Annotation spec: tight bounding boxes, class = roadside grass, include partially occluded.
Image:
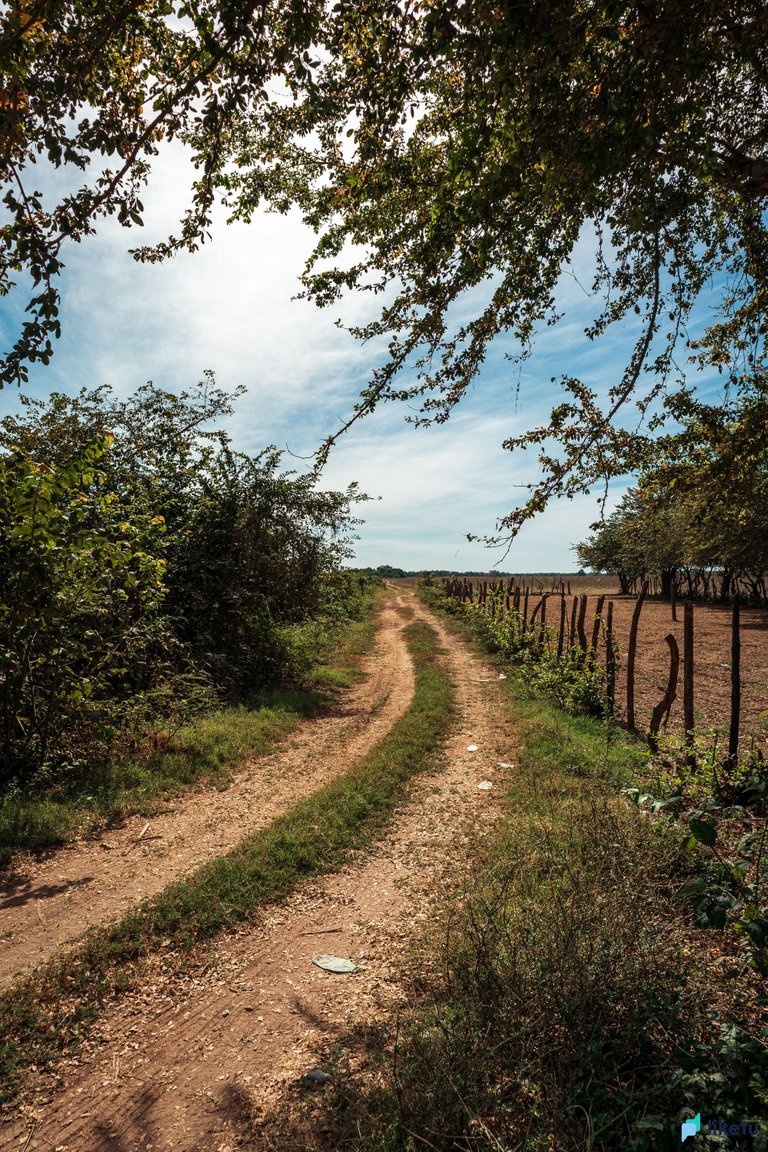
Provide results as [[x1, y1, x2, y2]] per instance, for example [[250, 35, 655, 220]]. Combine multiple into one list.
[[0, 587, 386, 866], [253, 607, 768, 1152], [377, 673, 766, 1152], [0, 618, 453, 1108]]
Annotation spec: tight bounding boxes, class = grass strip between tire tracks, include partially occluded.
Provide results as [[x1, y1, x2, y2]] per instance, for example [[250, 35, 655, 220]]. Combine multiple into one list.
[[0, 619, 452, 1107]]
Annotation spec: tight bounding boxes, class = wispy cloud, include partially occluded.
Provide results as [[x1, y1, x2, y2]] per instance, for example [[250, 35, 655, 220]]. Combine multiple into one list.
[[0, 142, 671, 571]]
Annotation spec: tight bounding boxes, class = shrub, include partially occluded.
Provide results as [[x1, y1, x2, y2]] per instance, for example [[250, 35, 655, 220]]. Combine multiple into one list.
[[0, 438, 173, 785], [530, 647, 610, 717], [390, 804, 765, 1151]]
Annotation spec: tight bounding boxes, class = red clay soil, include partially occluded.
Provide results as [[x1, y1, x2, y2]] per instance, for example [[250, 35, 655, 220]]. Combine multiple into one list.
[[0, 596, 415, 990], [1, 591, 518, 1152], [392, 578, 768, 747], [582, 594, 768, 744]]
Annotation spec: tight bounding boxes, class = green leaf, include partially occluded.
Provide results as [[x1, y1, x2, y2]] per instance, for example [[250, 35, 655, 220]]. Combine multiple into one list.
[[635, 1117, 665, 1132], [744, 921, 767, 947], [653, 795, 683, 811], [688, 818, 717, 847], [678, 876, 707, 896], [707, 905, 727, 928]]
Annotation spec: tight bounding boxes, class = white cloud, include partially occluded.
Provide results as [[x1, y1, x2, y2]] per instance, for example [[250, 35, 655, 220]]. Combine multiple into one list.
[[0, 141, 638, 572], [319, 403, 625, 570]]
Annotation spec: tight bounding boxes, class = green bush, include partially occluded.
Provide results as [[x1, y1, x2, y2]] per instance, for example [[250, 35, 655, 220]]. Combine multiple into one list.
[[530, 647, 610, 717], [1, 382, 368, 703], [0, 437, 176, 785], [0, 381, 371, 788]]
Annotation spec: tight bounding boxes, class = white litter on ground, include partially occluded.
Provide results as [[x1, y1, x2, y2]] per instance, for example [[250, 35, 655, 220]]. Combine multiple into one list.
[[311, 955, 358, 974]]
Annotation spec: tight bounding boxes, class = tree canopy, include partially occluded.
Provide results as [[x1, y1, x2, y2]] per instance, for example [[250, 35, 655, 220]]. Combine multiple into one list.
[[2, 2, 768, 536], [576, 375, 768, 600]]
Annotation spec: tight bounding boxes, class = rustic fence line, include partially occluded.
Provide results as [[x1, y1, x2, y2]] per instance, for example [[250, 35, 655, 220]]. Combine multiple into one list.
[[431, 570, 768, 607], [434, 577, 748, 765]]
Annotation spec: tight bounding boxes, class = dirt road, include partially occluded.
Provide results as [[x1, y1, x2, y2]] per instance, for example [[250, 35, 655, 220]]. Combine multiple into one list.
[[2, 590, 518, 1151], [0, 596, 414, 989]]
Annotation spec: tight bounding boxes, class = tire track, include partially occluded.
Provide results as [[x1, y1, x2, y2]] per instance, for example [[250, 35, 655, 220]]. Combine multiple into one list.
[[0, 594, 415, 989], [4, 590, 519, 1152]]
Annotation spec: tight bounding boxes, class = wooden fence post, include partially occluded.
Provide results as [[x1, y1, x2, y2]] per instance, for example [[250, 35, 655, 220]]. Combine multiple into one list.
[[576, 594, 588, 656], [683, 601, 695, 768], [557, 594, 566, 660], [648, 634, 680, 751], [590, 595, 605, 657], [569, 595, 578, 648], [626, 580, 648, 731], [606, 601, 615, 712], [728, 596, 741, 766]]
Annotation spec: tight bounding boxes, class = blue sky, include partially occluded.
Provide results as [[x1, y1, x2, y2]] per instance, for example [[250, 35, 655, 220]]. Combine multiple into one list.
[[0, 144, 724, 571]]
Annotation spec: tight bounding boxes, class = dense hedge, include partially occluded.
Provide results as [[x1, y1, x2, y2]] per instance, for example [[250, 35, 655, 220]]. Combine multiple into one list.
[[0, 378, 367, 785]]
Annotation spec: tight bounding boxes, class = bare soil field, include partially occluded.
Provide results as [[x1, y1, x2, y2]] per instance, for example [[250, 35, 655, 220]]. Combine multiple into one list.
[[392, 576, 768, 745], [591, 594, 768, 743]]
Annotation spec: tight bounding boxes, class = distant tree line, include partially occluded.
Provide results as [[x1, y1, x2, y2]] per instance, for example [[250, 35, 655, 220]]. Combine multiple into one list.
[[357, 566, 517, 579], [576, 386, 768, 602], [0, 379, 367, 787]]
